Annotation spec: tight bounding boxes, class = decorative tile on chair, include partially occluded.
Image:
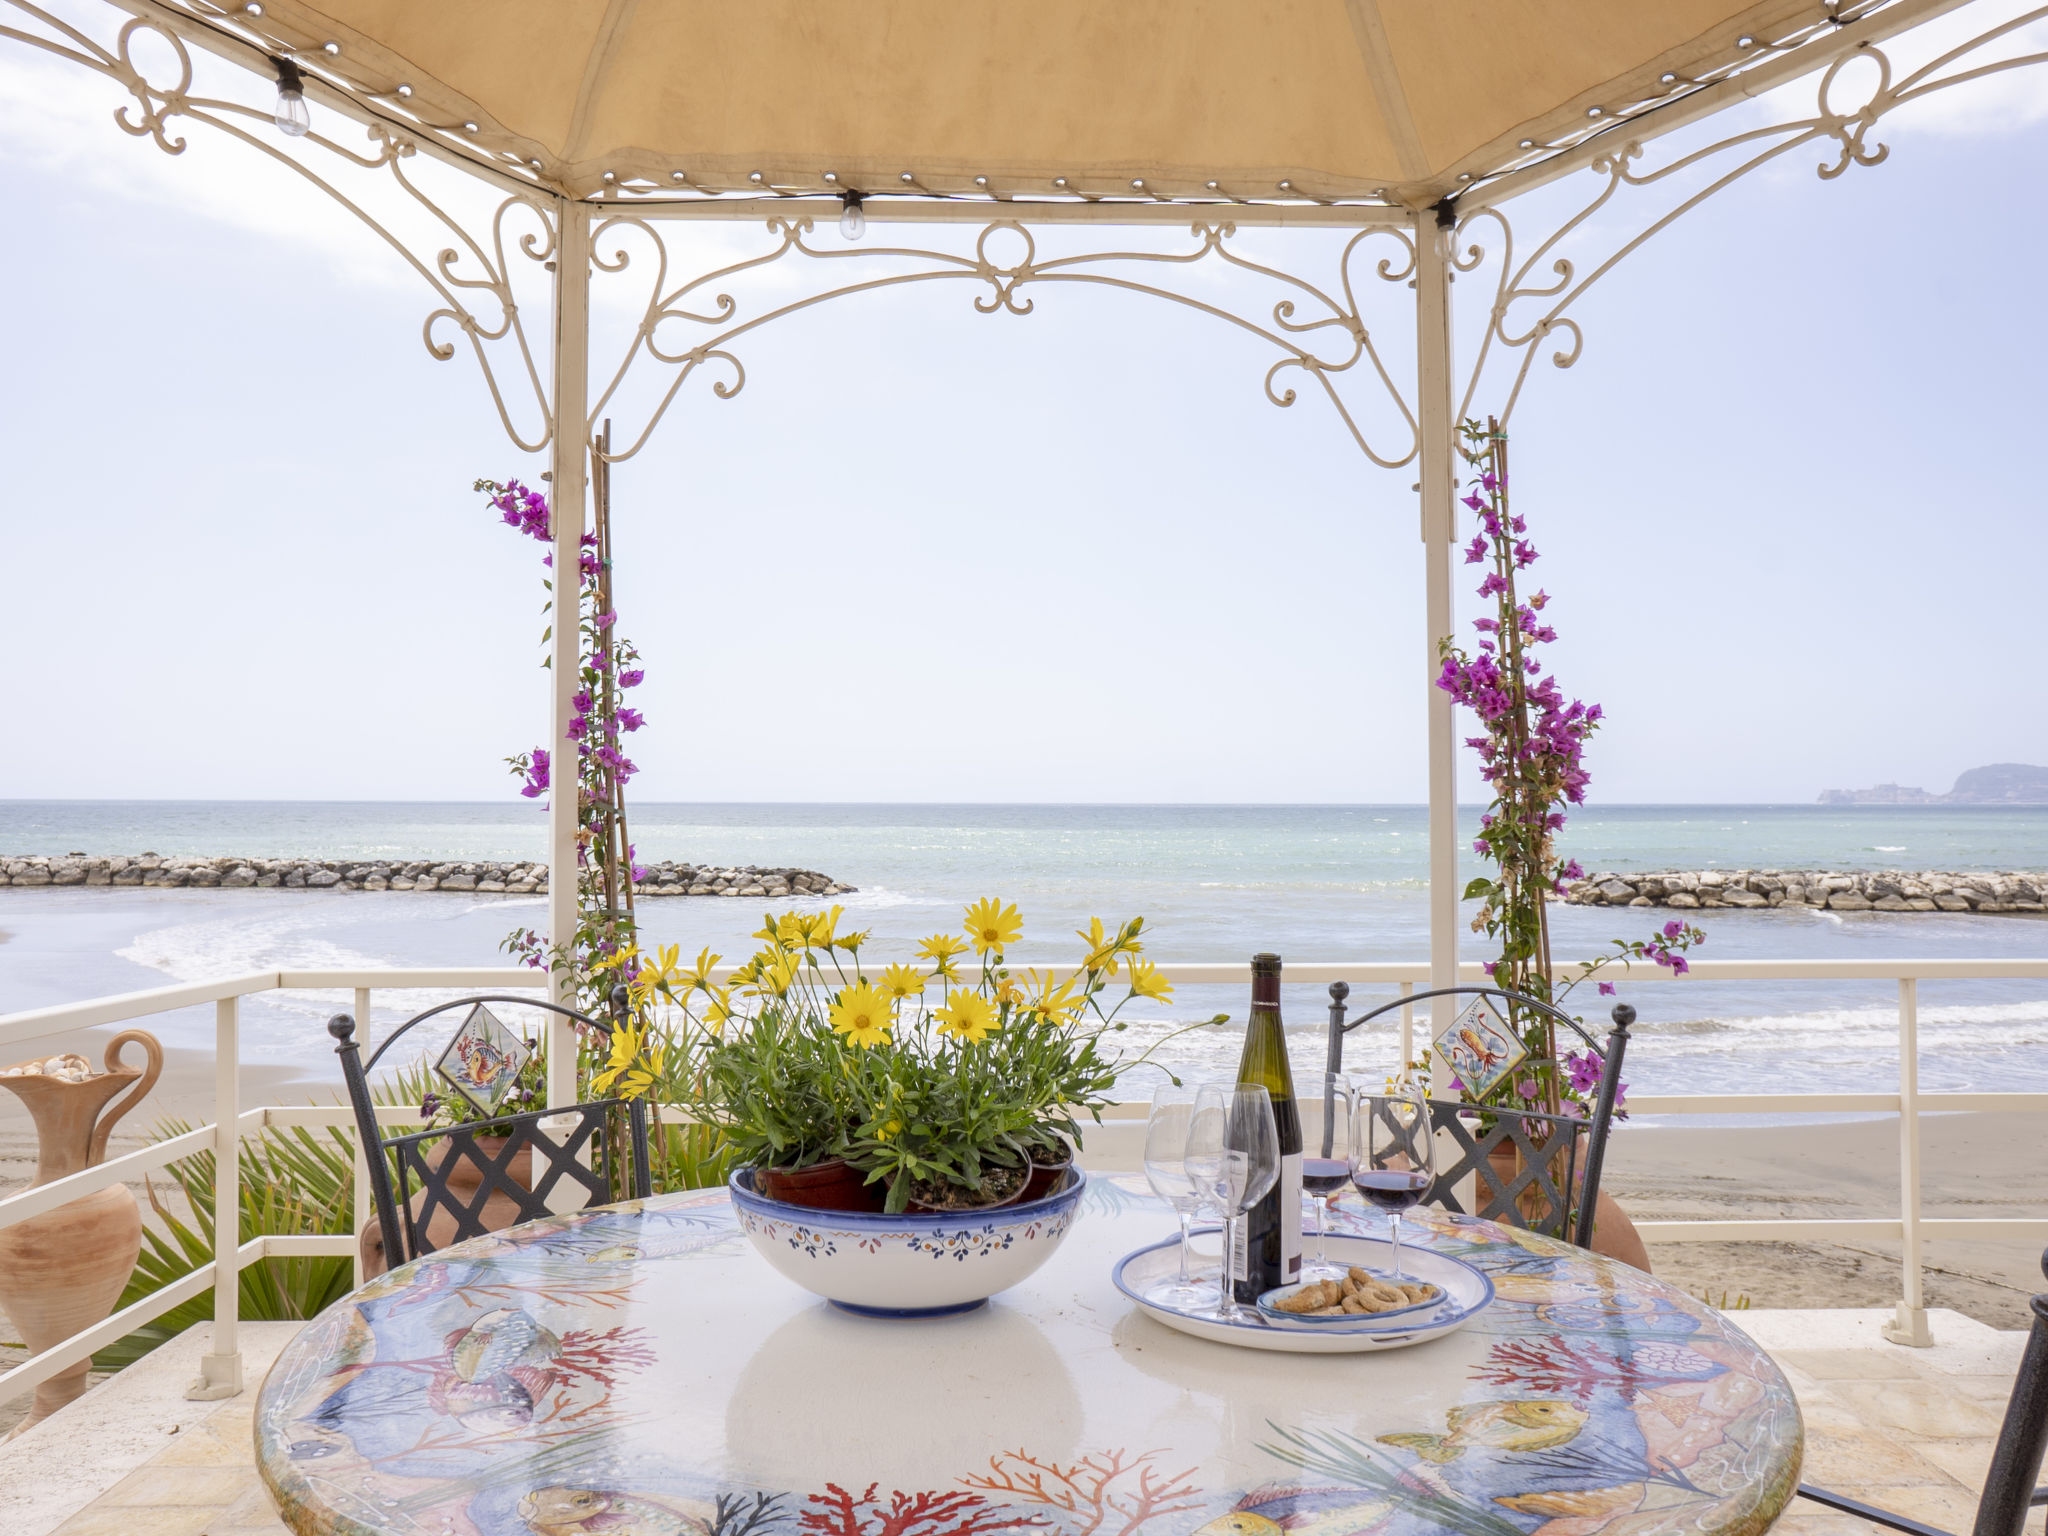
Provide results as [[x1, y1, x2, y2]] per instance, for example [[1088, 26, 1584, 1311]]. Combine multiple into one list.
[[1434, 995, 1528, 1102], [435, 1004, 532, 1113]]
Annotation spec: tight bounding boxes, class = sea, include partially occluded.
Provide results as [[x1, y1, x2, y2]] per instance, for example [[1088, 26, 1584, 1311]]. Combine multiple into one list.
[[2, 801, 2046, 1109]]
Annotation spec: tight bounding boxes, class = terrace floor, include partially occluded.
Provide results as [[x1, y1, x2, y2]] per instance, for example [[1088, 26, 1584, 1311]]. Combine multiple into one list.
[[0, 1310, 2039, 1536]]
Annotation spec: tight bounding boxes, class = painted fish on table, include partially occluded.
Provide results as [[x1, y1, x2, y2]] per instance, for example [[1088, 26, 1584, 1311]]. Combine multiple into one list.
[[519, 1485, 711, 1536], [1378, 1400, 1588, 1463], [1192, 1483, 1393, 1536]]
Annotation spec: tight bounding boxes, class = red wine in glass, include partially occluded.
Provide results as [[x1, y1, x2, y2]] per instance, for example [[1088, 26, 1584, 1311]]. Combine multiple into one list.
[[1351, 1168, 1430, 1210], [1301, 1157, 1350, 1194]]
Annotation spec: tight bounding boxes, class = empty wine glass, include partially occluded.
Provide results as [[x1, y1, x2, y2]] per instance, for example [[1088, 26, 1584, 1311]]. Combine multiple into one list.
[[1185, 1082, 1278, 1322], [1141, 1082, 1212, 1308], [1352, 1080, 1436, 1279], [1303, 1072, 1355, 1282]]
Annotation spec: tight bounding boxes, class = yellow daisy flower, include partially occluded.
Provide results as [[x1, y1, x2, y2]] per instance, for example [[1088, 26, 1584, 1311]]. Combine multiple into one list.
[[687, 947, 722, 993], [1075, 916, 1119, 975], [1028, 969, 1085, 1022], [935, 990, 998, 1043], [918, 932, 967, 980], [964, 897, 1023, 955], [1126, 956, 1174, 1003], [880, 963, 927, 1000], [829, 980, 894, 1049]]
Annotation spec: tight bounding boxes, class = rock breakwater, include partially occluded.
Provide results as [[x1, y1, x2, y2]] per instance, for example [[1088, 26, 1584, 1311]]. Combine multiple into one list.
[[1562, 868, 2045, 915], [0, 854, 853, 899]]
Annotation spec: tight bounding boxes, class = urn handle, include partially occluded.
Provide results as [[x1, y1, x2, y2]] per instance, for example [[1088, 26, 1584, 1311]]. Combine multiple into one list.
[[89, 1029, 163, 1167]]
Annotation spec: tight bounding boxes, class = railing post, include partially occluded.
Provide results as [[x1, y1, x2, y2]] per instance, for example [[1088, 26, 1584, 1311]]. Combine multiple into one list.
[[1399, 980, 1416, 1073], [187, 995, 244, 1399], [351, 986, 372, 1288], [1884, 976, 1931, 1347]]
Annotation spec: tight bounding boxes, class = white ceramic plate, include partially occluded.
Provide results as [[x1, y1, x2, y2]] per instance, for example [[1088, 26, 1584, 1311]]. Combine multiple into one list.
[[1112, 1230, 1493, 1354]]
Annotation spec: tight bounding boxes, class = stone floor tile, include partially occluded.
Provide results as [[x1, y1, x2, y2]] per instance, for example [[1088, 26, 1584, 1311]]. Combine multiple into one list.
[[214, 1480, 281, 1523], [1826, 1380, 2010, 1440], [1768, 1504, 1891, 1536], [1776, 1348, 1931, 1382], [1799, 1426, 1958, 1487], [1831, 1480, 1982, 1530], [94, 1464, 253, 1507], [150, 1423, 251, 1467], [1793, 1388, 1875, 1433], [49, 1504, 220, 1536], [1910, 1435, 1997, 1492]]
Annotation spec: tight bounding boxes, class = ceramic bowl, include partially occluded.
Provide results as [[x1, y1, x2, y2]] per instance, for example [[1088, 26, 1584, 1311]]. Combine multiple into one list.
[[728, 1166, 1087, 1316]]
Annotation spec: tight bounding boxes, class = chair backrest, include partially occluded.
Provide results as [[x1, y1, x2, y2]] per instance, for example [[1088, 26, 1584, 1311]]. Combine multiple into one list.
[[1973, 1271, 2048, 1536], [327, 992, 651, 1269], [1325, 983, 1634, 1249], [1354, 1090, 1586, 1240]]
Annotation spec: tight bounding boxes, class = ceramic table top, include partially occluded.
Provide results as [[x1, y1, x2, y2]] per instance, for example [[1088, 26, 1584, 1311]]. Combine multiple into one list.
[[255, 1178, 1802, 1536]]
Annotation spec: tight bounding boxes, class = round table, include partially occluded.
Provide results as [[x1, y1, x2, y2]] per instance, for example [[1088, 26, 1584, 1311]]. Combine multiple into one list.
[[255, 1177, 1802, 1536]]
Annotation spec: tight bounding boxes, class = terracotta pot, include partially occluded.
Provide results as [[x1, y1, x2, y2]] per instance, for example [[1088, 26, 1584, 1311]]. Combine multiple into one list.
[[905, 1162, 1029, 1214], [358, 1135, 536, 1279], [754, 1158, 884, 1213], [1485, 1138, 1651, 1272], [0, 1030, 160, 1439], [1019, 1149, 1075, 1205]]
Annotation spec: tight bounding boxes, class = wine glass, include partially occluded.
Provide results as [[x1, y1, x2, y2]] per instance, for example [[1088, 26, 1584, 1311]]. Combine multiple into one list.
[[1302, 1072, 1355, 1282], [1140, 1082, 1212, 1308], [1184, 1082, 1278, 1322], [1351, 1080, 1436, 1279]]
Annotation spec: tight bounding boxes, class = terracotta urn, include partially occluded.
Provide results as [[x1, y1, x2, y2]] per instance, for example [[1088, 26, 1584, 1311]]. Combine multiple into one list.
[[358, 1135, 536, 1278], [0, 1030, 161, 1438]]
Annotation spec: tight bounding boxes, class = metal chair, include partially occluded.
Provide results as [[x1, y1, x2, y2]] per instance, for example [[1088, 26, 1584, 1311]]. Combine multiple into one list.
[[1323, 983, 1635, 1248], [328, 990, 652, 1270], [1796, 1254, 2048, 1536]]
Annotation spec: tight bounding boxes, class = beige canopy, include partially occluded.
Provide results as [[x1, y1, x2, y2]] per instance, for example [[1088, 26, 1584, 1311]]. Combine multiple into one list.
[[189, 0, 1838, 204]]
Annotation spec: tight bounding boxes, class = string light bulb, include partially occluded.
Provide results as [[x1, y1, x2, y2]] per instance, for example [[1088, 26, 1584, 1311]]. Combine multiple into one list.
[[272, 56, 310, 137], [839, 190, 866, 241]]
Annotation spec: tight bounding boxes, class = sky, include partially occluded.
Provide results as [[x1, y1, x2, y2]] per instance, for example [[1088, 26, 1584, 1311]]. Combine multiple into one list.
[[1, 4, 2045, 806]]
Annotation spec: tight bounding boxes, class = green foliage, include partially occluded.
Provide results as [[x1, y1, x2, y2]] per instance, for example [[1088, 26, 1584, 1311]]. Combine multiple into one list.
[[93, 1079, 426, 1372], [93, 1118, 358, 1371]]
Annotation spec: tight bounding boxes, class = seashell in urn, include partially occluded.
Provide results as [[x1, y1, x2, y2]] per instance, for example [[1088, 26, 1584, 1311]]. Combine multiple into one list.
[[0, 1031, 162, 1438]]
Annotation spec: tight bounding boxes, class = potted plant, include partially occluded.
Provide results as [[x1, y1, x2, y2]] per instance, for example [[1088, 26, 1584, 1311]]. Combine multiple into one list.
[[1435, 418, 1705, 1267], [614, 899, 1205, 1314]]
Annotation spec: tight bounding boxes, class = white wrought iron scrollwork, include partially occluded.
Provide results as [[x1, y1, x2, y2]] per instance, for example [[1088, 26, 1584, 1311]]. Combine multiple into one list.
[[0, 0, 558, 451], [586, 214, 1423, 469], [1454, 7, 2048, 431]]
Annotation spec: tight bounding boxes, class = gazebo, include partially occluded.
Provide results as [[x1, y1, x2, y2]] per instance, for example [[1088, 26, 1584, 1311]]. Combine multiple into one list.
[[2, 0, 2046, 1410]]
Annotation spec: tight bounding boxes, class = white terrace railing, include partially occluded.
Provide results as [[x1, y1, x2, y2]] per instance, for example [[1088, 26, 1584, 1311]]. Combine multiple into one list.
[[1, 958, 2044, 1412]]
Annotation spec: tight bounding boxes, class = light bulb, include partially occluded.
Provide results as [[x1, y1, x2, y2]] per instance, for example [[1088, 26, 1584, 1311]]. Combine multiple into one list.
[[839, 192, 865, 241], [274, 85, 310, 135], [272, 57, 310, 137]]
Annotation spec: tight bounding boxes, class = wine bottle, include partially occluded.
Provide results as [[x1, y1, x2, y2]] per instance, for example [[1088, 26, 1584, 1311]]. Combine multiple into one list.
[[1234, 952, 1302, 1302]]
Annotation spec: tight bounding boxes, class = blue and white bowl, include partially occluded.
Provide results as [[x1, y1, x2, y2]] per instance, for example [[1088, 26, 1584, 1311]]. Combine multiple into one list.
[[728, 1166, 1087, 1317]]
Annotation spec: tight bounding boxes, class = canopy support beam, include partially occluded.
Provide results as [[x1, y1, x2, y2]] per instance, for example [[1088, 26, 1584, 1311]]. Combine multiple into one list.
[[1415, 207, 1459, 1045], [546, 200, 591, 1106]]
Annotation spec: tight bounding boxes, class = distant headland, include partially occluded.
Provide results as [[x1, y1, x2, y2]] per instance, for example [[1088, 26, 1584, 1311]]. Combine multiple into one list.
[[1819, 763, 2048, 806]]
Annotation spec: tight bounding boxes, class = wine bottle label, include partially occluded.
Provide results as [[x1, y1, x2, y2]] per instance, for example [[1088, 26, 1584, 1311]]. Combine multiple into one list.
[[1229, 1219, 1248, 1284], [1278, 1151, 1304, 1282]]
